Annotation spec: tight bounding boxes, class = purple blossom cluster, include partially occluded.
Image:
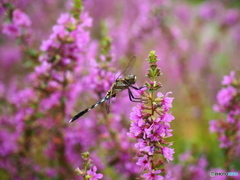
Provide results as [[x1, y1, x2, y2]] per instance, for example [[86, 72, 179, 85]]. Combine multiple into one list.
[[30, 11, 92, 116], [209, 71, 240, 167], [166, 151, 239, 180], [0, 3, 94, 178], [85, 0, 240, 92], [1, 0, 240, 179], [32, 10, 94, 175], [166, 152, 209, 180], [128, 51, 174, 179], [77, 39, 141, 177], [0, 5, 33, 91], [2, 7, 31, 39]]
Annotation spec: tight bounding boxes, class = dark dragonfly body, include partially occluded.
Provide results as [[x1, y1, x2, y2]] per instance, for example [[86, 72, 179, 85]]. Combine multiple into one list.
[[69, 57, 143, 123], [69, 74, 142, 123]]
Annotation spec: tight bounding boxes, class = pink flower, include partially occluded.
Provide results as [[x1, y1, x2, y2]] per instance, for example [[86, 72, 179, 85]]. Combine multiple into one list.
[[162, 147, 174, 162], [136, 155, 152, 170], [179, 151, 191, 162], [163, 125, 173, 137], [198, 156, 208, 168], [199, 2, 219, 20], [160, 113, 175, 124], [34, 61, 51, 75], [219, 135, 232, 148], [86, 166, 103, 180], [57, 13, 73, 25], [130, 106, 143, 122], [134, 139, 146, 149], [143, 146, 155, 155], [145, 124, 165, 141], [217, 86, 236, 106], [157, 92, 174, 111], [52, 24, 68, 39], [222, 71, 235, 85], [129, 121, 144, 137], [12, 9, 32, 27], [213, 104, 222, 112], [80, 12, 93, 27], [226, 112, 236, 124], [222, 10, 239, 26], [45, 168, 57, 178], [135, 140, 154, 155], [40, 39, 54, 51], [141, 169, 164, 180], [209, 120, 218, 133], [2, 23, 21, 37], [40, 92, 61, 112], [10, 88, 36, 108]]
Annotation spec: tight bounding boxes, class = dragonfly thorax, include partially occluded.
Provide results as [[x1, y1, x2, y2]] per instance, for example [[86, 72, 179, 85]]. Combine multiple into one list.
[[123, 74, 137, 85]]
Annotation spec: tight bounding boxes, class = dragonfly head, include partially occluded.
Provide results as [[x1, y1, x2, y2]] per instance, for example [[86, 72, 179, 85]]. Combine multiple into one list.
[[125, 74, 137, 85]]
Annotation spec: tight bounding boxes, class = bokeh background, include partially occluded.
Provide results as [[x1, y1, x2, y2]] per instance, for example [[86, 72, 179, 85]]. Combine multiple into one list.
[[0, 0, 240, 179]]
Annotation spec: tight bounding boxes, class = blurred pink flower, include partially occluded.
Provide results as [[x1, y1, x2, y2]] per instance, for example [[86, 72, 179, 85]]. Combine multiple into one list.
[[86, 166, 103, 180], [217, 86, 236, 107], [222, 71, 235, 85], [219, 135, 232, 148], [199, 2, 219, 20], [222, 9, 239, 26], [2, 23, 21, 37], [12, 9, 32, 27], [210, 70, 240, 166]]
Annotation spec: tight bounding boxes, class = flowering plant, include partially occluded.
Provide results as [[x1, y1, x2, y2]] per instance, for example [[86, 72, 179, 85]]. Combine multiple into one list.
[[209, 70, 240, 170], [1, 0, 240, 179], [128, 51, 175, 179]]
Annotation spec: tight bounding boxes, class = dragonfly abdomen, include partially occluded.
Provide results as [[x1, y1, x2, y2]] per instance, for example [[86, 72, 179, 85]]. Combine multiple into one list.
[[69, 96, 109, 123]]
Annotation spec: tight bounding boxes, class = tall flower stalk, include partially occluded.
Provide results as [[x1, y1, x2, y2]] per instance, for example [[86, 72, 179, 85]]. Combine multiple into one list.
[[128, 51, 175, 179], [0, 1, 92, 178], [209, 70, 240, 170], [77, 26, 141, 178], [75, 152, 103, 180]]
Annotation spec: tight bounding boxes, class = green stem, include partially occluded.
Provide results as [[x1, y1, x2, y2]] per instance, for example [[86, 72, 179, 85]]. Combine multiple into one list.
[[151, 91, 154, 115]]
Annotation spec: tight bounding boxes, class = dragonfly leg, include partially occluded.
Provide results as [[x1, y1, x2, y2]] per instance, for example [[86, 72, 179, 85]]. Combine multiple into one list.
[[129, 85, 146, 90], [128, 88, 143, 102], [128, 88, 142, 100]]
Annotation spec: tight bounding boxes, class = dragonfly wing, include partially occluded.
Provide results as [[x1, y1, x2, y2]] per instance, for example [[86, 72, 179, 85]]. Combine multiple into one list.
[[105, 98, 111, 114], [116, 56, 136, 79]]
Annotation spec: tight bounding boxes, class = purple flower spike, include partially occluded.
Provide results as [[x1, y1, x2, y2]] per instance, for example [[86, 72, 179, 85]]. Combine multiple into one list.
[[210, 70, 240, 167], [128, 51, 175, 179]]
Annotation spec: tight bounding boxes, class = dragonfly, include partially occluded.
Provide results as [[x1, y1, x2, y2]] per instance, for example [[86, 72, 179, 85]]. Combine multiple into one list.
[[69, 56, 144, 123]]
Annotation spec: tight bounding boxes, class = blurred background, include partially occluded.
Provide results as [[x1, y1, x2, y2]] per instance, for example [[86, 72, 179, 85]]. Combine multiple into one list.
[[0, 0, 240, 179]]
